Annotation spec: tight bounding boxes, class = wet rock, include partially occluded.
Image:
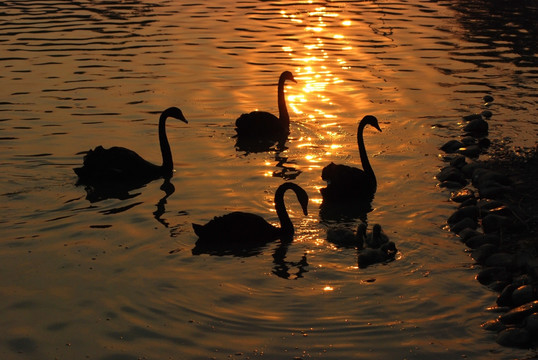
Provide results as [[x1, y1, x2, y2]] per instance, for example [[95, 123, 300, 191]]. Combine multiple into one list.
[[482, 204, 514, 218], [463, 114, 483, 122], [464, 118, 488, 134], [477, 199, 506, 212], [525, 313, 538, 333], [436, 166, 467, 184], [497, 284, 518, 307], [478, 184, 512, 199], [460, 136, 477, 146], [482, 214, 512, 233], [439, 180, 465, 189], [481, 109, 493, 119], [471, 243, 498, 264], [461, 162, 485, 178], [484, 252, 514, 268], [449, 155, 467, 168], [481, 318, 506, 332], [483, 95, 494, 104], [440, 139, 464, 153], [459, 197, 477, 207], [450, 217, 478, 234], [478, 137, 491, 148], [458, 227, 482, 242], [447, 205, 479, 225], [477, 266, 511, 286], [512, 285, 537, 307], [450, 188, 475, 203], [473, 168, 511, 187], [466, 234, 500, 249], [496, 327, 531, 348], [458, 144, 481, 158], [499, 300, 538, 324], [489, 280, 510, 292]]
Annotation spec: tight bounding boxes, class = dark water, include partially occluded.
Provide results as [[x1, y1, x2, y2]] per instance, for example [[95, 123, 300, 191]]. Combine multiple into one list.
[[0, 0, 537, 359]]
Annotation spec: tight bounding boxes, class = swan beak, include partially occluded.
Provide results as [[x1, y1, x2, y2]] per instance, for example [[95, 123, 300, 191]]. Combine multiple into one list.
[[375, 124, 382, 132]]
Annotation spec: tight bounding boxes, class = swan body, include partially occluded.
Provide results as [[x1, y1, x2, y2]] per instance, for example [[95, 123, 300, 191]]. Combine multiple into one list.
[[358, 241, 397, 268], [327, 222, 366, 249], [74, 107, 188, 186], [235, 71, 296, 139], [321, 115, 381, 201], [192, 182, 309, 251]]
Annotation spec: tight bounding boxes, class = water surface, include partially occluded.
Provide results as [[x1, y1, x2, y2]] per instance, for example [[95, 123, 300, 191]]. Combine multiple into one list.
[[1, 0, 537, 359]]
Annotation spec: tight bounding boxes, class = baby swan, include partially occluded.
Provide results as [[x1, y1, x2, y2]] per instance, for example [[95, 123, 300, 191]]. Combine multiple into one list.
[[365, 224, 389, 249], [327, 222, 366, 249]]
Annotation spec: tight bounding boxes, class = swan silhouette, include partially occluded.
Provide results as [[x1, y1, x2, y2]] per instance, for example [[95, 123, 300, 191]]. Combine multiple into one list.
[[235, 71, 296, 140], [74, 107, 188, 188], [365, 224, 389, 249], [327, 222, 366, 249], [192, 182, 309, 254], [321, 115, 381, 202]]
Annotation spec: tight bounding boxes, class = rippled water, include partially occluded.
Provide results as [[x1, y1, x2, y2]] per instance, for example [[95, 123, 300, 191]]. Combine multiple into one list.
[[1, 0, 537, 359]]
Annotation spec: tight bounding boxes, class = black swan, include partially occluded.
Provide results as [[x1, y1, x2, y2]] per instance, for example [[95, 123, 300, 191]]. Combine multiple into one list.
[[74, 107, 188, 187], [365, 224, 389, 249], [326, 222, 366, 249], [235, 71, 296, 139], [321, 115, 381, 201], [192, 182, 309, 252]]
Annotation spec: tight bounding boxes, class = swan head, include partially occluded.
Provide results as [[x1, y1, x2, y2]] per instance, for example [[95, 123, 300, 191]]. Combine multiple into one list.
[[362, 115, 381, 132], [281, 71, 297, 84], [162, 107, 188, 124]]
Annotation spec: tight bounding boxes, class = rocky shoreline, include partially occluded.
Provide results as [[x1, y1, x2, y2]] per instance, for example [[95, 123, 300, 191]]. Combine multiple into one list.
[[436, 98, 538, 351]]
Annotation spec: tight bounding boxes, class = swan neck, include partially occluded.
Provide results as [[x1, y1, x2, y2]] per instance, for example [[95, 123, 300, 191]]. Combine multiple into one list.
[[159, 112, 173, 177], [277, 78, 290, 126], [275, 186, 293, 236], [357, 122, 376, 187]]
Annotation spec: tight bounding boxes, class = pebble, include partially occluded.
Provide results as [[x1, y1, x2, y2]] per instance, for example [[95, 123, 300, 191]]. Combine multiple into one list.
[[496, 327, 531, 348], [436, 166, 467, 184], [471, 243, 498, 264], [464, 118, 488, 134], [458, 144, 481, 158], [481, 110, 493, 119], [461, 162, 485, 178], [465, 234, 500, 249], [440, 139, 464, 153], [450, 189, 475, 203], [449, 155, 467, 168], [460, 136, 477, 146], [482, 214, 512, 233], [458, 227, 482, 242], [525, 312, 538, 333], [499, 300, 538, 324], [450, 217, 478, 233], [512, 285, 536, 307], [497, 284, 518, 307], [483, 95, 494, 104], [476, 266, 511, 286], [462, 114, 483, 122], [481, 318, 506, 332], [447, 205, 479, 225], [484, 252, 514, 268]]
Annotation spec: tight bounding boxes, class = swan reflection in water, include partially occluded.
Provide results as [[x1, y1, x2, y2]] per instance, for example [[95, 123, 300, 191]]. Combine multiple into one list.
[[191, 182, 310, 279], [320, 115, 382, 221]]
